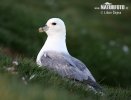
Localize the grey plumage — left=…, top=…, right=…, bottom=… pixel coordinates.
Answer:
left=40, top=51, right=102, bottom=92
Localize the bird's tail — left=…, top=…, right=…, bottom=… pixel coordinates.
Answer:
left=83, top=77, right=103, bottom=94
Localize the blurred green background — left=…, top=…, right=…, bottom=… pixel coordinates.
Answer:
left=0, top=0, right=131, bottom=99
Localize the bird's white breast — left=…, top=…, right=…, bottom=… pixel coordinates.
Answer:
left=36, top=35, right=69, bottom=66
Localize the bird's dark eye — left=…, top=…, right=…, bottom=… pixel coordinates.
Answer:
left=52, top=22, right=56, bottom=25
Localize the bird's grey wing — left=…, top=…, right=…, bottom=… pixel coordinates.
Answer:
left=71, top=57, right=96, bottom=82
left=40, top=52, right=102, bottom=92
left=71, top=57, right=103, bottom=92
left=72, top=57, right=103, bottom=92
left=40, top=52, right=89, bottom=81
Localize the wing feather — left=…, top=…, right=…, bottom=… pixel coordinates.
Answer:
left=40, top=52, right=95, bottom=81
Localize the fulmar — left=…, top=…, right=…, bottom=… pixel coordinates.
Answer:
left=36, top=18, right=102, bottom=92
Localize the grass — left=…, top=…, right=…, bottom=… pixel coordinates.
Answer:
left=0, top=54, right=131, bottom=100
left=0, top=0, right=131, bottom=99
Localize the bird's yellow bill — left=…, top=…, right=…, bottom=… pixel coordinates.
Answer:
left=38, top=27, right=44, bottom=33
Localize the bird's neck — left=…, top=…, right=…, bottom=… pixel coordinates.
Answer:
left=41, top=35, right=69, bottom=54
left=36, top=34, right=69, bottom=66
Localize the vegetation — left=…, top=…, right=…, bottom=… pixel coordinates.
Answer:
left=0, top=54, right=131, bottom=100
left=0, top=0, right=131, bottom=99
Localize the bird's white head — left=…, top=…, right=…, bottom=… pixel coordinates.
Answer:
left=37, top=18, right=69, bottom=55
left=39, top=18, right=66, bottom=37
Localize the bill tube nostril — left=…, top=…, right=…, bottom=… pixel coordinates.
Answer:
left=38, top=25, right=49, bottom=32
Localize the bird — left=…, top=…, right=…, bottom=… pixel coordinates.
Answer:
left=36, top=18, right=102, bottom=93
